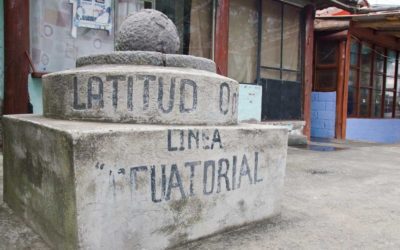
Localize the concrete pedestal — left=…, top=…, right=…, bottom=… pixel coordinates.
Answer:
left=43, top=66, right=238, bottom=125
left=3, top=115, right=287, bottom=250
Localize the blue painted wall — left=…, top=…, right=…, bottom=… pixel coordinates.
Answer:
left=28, top=76, right=43, bottom=114
left=346, top=119, right=400, bottom=144
left=311, top=92, right=336, bottom=138
left=238, top=84, right=262, bottom=122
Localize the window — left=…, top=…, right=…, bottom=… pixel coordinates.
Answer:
left=396, top=54, right=400, bottom=118
left=260, top=1, right=302, bottom=82
left=156, top=0, right=214, bottom=59
left=347, top=41, right=359, bottom=116
left=227, top=0, right=302, bottom=84
left=347, top=39, right=400, bottom=119
left=314, top=41, right=339, bottom=91
left=372, top=46, right=384, bottom=118
left=228, top=0, right=258, bottom=83
left=384, top=50, right=396, bottom=118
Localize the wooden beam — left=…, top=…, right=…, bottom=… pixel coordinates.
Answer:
left=317, top=30, right=348, bottom=41
left=349, top=26, right=400, bottom=51
left=353, top=20, right=400, bottom=29
left=335, top=41, right=346, bottom=139
left=340, top=31, right=352, bottom=139
left=4, top=0, right=30, bottom=114
left=303, top=5, right=315, bottom=140
left=214, top=0, right=229, bottom=76
left=314, top=19, right=350, bottom=32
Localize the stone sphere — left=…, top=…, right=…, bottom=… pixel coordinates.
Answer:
left=116, top=9, right=180, bottom=53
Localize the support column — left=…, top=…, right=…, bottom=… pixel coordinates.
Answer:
left=214, top=0, right=229, bottom=76
left=303, top=5, right=315, bottom=140
left=338, top=30, right=352, bottom=139
left=336, top=41, right=346, bottom=139
left=4, top=0, right=30, bottom=114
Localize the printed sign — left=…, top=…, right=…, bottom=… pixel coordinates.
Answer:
left=70, top=0, right=113, bottom=37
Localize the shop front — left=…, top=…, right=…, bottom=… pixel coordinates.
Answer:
left=313, top=12, right=400, bottom=143
left=4, top=0, right=317, bottom=141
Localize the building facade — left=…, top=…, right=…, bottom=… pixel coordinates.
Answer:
left=313, top=8, right=400, bottom=143
left=5, top=0, right=358, bottom=141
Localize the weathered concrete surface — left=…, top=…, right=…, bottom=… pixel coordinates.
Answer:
left=115, top=9, right=180, bottom=53
left=2, top=115, right=287, bottom=249
left=2, top=117, right=78, bottom=249
left=2, top=141, right=400, bottom=249
left=164, top=54, right=216, bottom=73
left=43, top=66, right=238, bottom=125
left=263, top=120, right=307, bottom=145
left=0, top=153, right=51, bottom=250
left=76, top=52, right=216, bottom=73
left=76, top=51, right=164, bottom=68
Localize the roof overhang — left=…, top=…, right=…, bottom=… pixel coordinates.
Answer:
left=315, top=11, right=400, bottom=39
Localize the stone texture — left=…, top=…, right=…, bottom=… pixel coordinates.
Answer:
left=43, top=65, right=239, bottom=125
left=76, top=51, right=163, bottom=68
left=165, top=54, right=216, bottom=73
left=263, top=121, right=307, bottom=145
left=3, top=115, right=288, bottom=250
left=76, top=52, right=216, bottom=73
left=115, top=9, right=180, bottom=53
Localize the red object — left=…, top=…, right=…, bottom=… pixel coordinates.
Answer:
left=333, top=10, right=351, bottom=16
left=214, top=0, right=230, bottom=76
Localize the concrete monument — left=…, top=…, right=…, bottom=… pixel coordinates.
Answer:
left=3, top=9, right=288, bottom=249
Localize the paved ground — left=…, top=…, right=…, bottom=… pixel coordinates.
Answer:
left=1, top=141, right=400, bottom=249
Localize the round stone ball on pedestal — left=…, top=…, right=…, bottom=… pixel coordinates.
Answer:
left=43, top=8, right=237, bottom=125
left=115, top=9, right=180, bottom=53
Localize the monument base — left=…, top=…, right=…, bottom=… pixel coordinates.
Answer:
left=3, top=115, right=288, bottom=250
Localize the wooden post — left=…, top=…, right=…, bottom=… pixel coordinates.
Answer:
left=303, top=5, right=315, bottom=140
left=4, top=0, right=30, bottom=114
left=335, top=41, right=346, bottom=139
left=214, top=0, right=229, bottom=76
left=340, top=31, right=352, bottom=139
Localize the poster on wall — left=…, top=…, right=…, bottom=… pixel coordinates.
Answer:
left=70, top=0, right=113, bottom=37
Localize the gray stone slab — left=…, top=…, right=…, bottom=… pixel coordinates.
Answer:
left=2, top=115, right=288, bottom=250
left=76, top=52, right=216, bottom=73
left=43, top=65, right=239, bottom=125
left=165, top=54, right=216, bottom=73
left=76, top=51, right=164, bottom=68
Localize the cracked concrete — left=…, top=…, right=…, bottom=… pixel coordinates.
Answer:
left=2, top=141, right=400, bottom=249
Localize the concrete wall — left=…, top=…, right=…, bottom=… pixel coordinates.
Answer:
left=311, top=92, right=336, bottom=138
left=346, top=118, right=400, bottom=144
left=238, top=84, right=262, bottom=122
